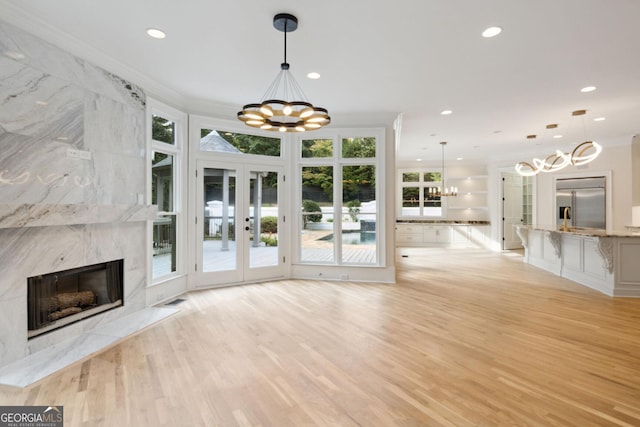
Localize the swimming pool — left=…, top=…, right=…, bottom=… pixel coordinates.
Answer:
left=318, top=232, right=376, bottom=245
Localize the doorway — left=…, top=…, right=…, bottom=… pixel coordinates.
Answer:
left=195, top=160, right=284, bottom=286
left=501, top=171, right=532, bottom=250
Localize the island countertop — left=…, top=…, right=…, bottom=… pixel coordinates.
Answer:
left=517, top=224, right=640, bottom=238
left=516, top=225, right=640, bottom=297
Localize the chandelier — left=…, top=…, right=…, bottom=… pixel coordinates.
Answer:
left=237, top=13, right=331, bottom=133
left=515, top=110, right=602, bottom=176
left=432, top=141, right=457, bottom=197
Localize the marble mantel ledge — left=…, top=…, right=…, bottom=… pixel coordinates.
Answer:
left=0, top=203, right=158, bottom=229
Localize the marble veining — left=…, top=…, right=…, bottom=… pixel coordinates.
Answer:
left=0, top=204, right=157, bottom=229
left=0, top=19, right=152, bottom=370
left=0, top=307, right=178, bottom=388
left=519, top=225, right=640, bottom=238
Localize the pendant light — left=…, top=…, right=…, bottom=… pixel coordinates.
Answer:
left=438, top=141, right=457, bottom=197
left=515, top=110, right=602, bottom=176
left=237, top=13, right=331, bottom=132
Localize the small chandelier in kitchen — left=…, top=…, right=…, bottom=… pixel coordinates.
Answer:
left=434, top=141, right=457, bottom=197
left=237, top=13, right=331, bottom=133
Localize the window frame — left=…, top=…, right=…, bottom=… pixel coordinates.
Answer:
left=296, top=130, right=384, bottom=267
left=397, top=168, right=446, bottom=218
left=147, top=100, right=186, bottom=284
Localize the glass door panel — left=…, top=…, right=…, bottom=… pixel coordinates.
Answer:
left=248, top=170, right=279, bottom=269
left=202, top=167, right=238, bottom=275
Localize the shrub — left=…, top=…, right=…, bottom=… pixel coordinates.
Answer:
left=302, top=199, right=323, bottom=224
left=261, top=236, right=278, bottom=246
left=260, top=216, right=278, bottom=234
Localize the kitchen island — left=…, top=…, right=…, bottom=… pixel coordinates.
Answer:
left=516, top=225, right=640, bottom=297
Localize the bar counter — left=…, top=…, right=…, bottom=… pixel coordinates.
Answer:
left=516, top=225, right=640, bottom=297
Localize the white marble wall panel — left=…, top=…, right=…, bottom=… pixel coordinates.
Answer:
left=0, top=23, right=86, bottom=95
left=0, top=132, right=92, bottom=204
left=0, top=226, right=85, bottom=302
left=0, top=295, right=26, bottom=366
left=0, top=21, right=145, bottom=110
left=0, top=56, right=84, bottom=144
left=0, top=20, right=150, bottom=368
left=91, top=152, right=146, bottom=205
left=84, top=95, right=145, bottom=158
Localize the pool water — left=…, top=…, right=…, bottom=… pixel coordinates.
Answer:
left=318, top=232, right=376, bottom=245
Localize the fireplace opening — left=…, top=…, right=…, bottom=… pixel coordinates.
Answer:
left=27, top=260, right=124, bottom=339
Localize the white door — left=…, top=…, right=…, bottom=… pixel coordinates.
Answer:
left=502, top=172, right=524, bottom=250
left=196, top=160, right=284, bottom=286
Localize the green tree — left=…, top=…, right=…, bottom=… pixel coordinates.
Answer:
left=302, top=139, right=333, bottom=158
left=302, top=167, right=334, bottom=201
left=152, top=115, right=174, bottom=144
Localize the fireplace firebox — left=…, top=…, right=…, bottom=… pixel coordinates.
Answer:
left=27, top=260, right=124, bottom=338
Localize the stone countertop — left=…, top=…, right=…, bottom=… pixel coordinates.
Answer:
left=517, top=224, right=640, bottom=238
left=397, top=220, right=490, bottom=225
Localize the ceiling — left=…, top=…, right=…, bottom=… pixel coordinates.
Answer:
left=2, top=0, right=640, bottom=165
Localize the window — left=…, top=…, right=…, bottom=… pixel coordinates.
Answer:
left=199, top=129, right=281, bottom=157
left=299, top=135, right=380, bottom=265
left=150, top=109, right=184, bottom=281
left=399, top=169, right=442, bottom=217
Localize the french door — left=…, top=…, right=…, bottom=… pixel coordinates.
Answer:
left=196, top=160, right=284, bottom=286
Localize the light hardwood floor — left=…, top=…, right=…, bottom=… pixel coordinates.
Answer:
left=2, top=247, right=640, bottom=426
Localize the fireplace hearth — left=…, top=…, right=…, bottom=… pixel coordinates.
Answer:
left=27, top=260, right=124, bottom=338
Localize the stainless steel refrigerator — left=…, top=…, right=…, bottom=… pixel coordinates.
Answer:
left=556, top=177, right=606, bottom=229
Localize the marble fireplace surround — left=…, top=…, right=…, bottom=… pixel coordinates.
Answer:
left=0, top=203, right=176, bottom=388
left=0, top=19, right=179, bottom=386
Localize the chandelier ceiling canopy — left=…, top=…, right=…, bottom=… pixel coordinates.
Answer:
left=237, top=13, right=331, bottom=133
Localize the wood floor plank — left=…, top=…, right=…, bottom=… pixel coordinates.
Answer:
left=2, top=247, right=640, bottom=426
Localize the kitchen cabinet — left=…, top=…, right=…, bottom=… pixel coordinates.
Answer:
left=396, top=223, right=491, bottom=248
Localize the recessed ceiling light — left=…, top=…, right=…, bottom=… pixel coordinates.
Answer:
left=146, top=28, right=166, bottom=39
left=457, top=157, right=464, bottom=161
left=416, top=158, right=423, bottom=162
left=581, top=86, right=596, bottom=93
left=440, top=110, right=453, bottom=115
left=482, top=26, right=502, bottom=38
left=553, top=134, right=563, bottom=139
left=594, top=117, right=606, bottom=122
left=35, top=100, right=48, bottom=106
left=307, top=72, right=320, bottom=79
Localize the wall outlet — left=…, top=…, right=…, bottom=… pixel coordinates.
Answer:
left=66, top=148, right=92, bottom=160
